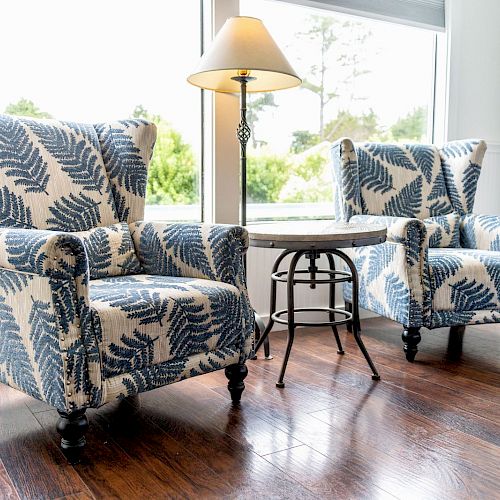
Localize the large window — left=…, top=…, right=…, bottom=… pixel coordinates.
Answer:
left=0, top=0, right=203, bottom=222
left=240, top=0, right=438, bottom=221
left=0, top=0, right=444, bottom=225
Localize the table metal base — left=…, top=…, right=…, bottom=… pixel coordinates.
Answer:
left=253, top=313, right=273, bottom=360
left=253, top=248, right=380, bottom=387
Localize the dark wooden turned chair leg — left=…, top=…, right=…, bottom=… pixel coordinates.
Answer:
left=56, top=408, right=88, bottom=464
left=402, top=327, right=421, bottom=362
left=225, top=363, right=248, bottom=404
left=447, top=325, right=465, bottom=360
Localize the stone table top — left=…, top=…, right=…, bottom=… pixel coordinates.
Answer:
left=247, top=220, right=387, bottom=250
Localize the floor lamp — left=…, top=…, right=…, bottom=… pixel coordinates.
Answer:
left=187, top=16, right=301, bottom=226
left=188, top=16, right=301, bottom=357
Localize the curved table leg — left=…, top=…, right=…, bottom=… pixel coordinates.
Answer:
left=326, top=252, right=344, bottom=355
left=254, top=313, right=272, bottom=360
left=254, top=250, right=294, bottom=358
left=345, top=300, right=353, bottom=333
left=329, top=249, right=380, bottom=380
left=276, top=250, right=306, bottom=388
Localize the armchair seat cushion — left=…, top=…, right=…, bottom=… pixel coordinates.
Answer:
left=428, top=248, right=500, bottom=316
left=89, top=274, right=246, bottom=379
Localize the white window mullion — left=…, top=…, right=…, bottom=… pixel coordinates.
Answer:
left=432, top=31, right=448, bottom=144
left=208, top=0, right=241, bottom=224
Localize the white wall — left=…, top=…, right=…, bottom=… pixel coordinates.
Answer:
left=446, top=0, right=500, bottom=215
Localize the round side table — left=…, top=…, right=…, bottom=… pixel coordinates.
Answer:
left=247, top=220, right=387, bottom=387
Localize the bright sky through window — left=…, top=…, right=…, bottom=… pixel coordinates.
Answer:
left=0, top=0, right=438, bottom=222
left=241, top=0, right=436, bottom=152
left=0, top=0, right=203, bottom=221
left=0, top=0, right=202, bottom=148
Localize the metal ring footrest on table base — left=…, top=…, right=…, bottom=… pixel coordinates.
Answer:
left=271, top=268, right=352, bottom=285
left=271, top=307, right=352, bottom=328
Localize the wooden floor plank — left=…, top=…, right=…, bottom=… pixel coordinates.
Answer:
left=299, top=321, right=500, bottom=396
left=421, top=430, right=500, bottom=486
left=134, top=382, right=319, bottom=498
left=92, top=399, right=235, bottom=498
left=0, top=389, right=90, bottom=500
left=296, top=328, right=500, bottom=422
left=34, top=406, right=186, bottom=499
left=262, top=444, right=397, bottom=499
left=235, top=385, right=461, bottom=499
left=231, top=347, right=500, bottom=498
left=163, top=378, right=305, bottom=456
left=0, top=316, right=498, bottom=499
left=259, top=330, right=500, bottom=446
left=0, top=459, right=20, bottom=500
left=356, top=319, right=500, bottom=386
left=209, top=367, right=468, bottom=498
left=53, top=492, right=95, bottom=500
left=335, top=322, right=500, bottom=402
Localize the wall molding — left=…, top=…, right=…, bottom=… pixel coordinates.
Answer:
left=486, top=142, right=500, bottom=153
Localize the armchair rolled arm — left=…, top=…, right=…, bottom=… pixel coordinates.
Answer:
left=461, top=214, right=500, bottom=251
left=350, top=214, right=427, bottom=263
left=0, top=228, right=88, bottom=278
left=130, top=222, right=248, bottom=286
left=349, top=214, right=429, bottom=326
left=0, top=228, right=98, bottom=412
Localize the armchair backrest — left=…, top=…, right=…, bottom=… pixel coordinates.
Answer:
left=331, top=137, right=487, bottom=221
left=439, top=140, right=487, bottom=215
left=95, top=120, right=157, bottom=223
left=0, top=114, right=156, bottom=231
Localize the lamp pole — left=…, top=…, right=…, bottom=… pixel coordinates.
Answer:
left=231, top=74, right=255, bottom=226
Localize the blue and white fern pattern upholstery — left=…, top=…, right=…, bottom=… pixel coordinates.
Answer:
left=331, top=137, right=499, bottom=360
left=423, top=213, right=461, bottom=248
left=331, top=138, right=362, bottom=221
left=428, top=248, right=500, bottom=327
left=354, top=143, right=453, bottom=218
left=94, top=120, right=157, bottom=223
left=0, top=228, right=95, bottom=409
left=74, top=222, right=142, bottom=278
left=96, top=222, right=253, bottom=401
left=0, top=114, right=119, bottom=230
left=0, top=114, right=253, bottom=433
left=461, top=214, right=500, bottom=251
left=346, top=215, right=428, bottom=327
left=439, top=141, right=487, bottom=215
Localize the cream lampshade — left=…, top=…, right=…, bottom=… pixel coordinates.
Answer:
left=187, top=16, right=301, bottom=93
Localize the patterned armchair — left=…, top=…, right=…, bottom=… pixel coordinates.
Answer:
left=332, top=137, right=500, bottom=361
left=0, top=114, right=253, bottom=460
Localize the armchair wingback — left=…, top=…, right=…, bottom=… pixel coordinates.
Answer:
left=331, top=137, right=499, bottom=361
left=0, top=114, right=253, bottom=459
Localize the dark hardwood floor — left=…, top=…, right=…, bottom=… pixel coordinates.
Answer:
left=1, top=317, right=499, bottom=499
